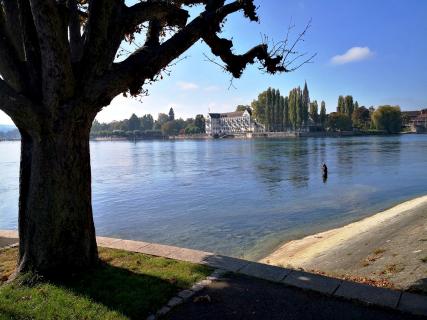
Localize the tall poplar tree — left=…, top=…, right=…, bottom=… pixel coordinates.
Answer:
left=271, top=88, right=276, bottom=131
left=265, top=87, right=272, bottom=131
left=337, top=96, right=345, bottom=113
left=344, top=95, right=354, bottom=117
left=320, top=101, right=327, bottom=128
left=354, top=101, right=359, bottom=111
left=309, top=100, right=319, bottom=124
left=278, top=95, right=285, bottom=131
left=283, top=96, right=289, bottom=130
left=302, top=81, right=310, bottom=125
left=288, top=89, right=296, bottom=130
left=275, top=89, right=282, bottom=131
left=297, top=87, right=303, bottom=130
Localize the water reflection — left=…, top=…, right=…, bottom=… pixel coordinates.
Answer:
left=251, top=139, right=311, bottom=191
left=0, top=135, right=425, bottom=259
left=285, top=139, right=310, bottom=189
left=251, top=140, right=286, bottom=191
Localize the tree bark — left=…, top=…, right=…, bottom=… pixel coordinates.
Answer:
left=16, top=116, right=98, bottom=277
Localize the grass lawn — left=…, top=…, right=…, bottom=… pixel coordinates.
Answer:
left=0, top=247, right=212, bottom=319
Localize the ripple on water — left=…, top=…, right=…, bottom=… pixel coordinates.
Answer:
left=1, top=135, right=427, bottom=258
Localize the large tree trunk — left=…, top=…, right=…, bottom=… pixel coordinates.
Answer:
left=17, top=117, right=98, bottom=277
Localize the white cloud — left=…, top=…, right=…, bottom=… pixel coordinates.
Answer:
left=177, top=81, right=199, bottom=90
left=331, top=47, right=373, bottom=65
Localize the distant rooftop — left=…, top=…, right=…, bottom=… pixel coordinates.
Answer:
left=209, top=111, right=247, bottom=119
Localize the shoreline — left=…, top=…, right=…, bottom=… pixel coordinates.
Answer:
left=1, top=131, right=423, bottom=143
left=260, top=195, right=427, bottom=291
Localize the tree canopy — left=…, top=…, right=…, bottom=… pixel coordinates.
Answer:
left=352, top=106, right=370, bottom=129
left=372, top=106, right=402, bottom=133
left=327, top=112, right=352, bottom=131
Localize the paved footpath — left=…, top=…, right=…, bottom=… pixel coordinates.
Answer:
left=1, top=231, right=426, bottom=319
left=165, top=273, right=425, bottom=320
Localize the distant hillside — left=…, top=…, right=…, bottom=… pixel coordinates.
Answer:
left=0, top=124, right=16, bottom=132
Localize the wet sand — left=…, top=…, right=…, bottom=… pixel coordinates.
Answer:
left=261, top=195, right=427, bottom=292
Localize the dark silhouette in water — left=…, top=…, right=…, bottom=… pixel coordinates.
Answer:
left=322, top=163, right=328, bottom=183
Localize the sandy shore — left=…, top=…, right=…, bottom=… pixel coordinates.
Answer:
left=261, top=195, right=427, bottom=292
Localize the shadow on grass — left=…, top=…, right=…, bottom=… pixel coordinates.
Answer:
left=0, top=247, right=211, bottom=320
left=58, top=261, right=194, bottom=318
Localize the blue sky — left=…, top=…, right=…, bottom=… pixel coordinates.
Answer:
left=1, top=0, right=426, bottom=124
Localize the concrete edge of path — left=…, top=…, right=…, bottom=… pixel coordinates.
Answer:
left=1, top=230, right=426, bottom=318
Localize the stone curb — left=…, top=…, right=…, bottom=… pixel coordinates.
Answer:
left=147, top=268, right=227, bottom=320
left=1, top=231, right=426, bottom=318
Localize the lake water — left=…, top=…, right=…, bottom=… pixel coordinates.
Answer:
left=1, top=135, right=426, bottom=260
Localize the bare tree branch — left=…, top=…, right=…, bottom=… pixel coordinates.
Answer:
left=203, top=19, right=316, bottom=78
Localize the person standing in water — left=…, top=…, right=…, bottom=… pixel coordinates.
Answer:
left=322, top=162, right=328, bottom=182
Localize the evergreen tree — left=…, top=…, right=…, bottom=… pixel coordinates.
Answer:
left=288, top=87, right=302, bottom=130
left=279, top=95, right=285, bottom=131
left=344, top=95, right=354, bottom=117
left=265, top=88, right=272, bottom=131
left=337, top=96, right=345, bottom=113
left=128, top=113, right=141, bottom=131
left=302, top=81, right=310, bottom=125
left=275, top=89, right=282, bottom=131
left=354, top=101, right=359, bottom=111
left=320, top=101, right=327, bottom=128
left=309, top=100, right=319, bottom=124
left=168, top=107, right=175, bottom=121
left=140, top=114, right=154, bottom=131
left=194, top=115, right=206, bottom=133
left=283, top=96, right=289, bottom=130
left=288, top=89, right=296, bottom=130
left=297, top=87, right=303, bottom=129
left=271, top=88, right=277, bottom=131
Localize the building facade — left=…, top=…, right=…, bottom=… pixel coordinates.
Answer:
left=206, top=110, right=264, bottom=136
left=402, top=109, right=427, bottom=132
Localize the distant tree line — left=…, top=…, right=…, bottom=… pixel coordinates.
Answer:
left=91, top=107, right=206, bottom=138
left=90, top=98, right=403, bottom=139
left=330, top=95, right=402, bottom=133
left=250, top=83, right=402, bottom=134
left=0, top=128, right=20, bottom=140
left=252, top=83, right=327, bottom=131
